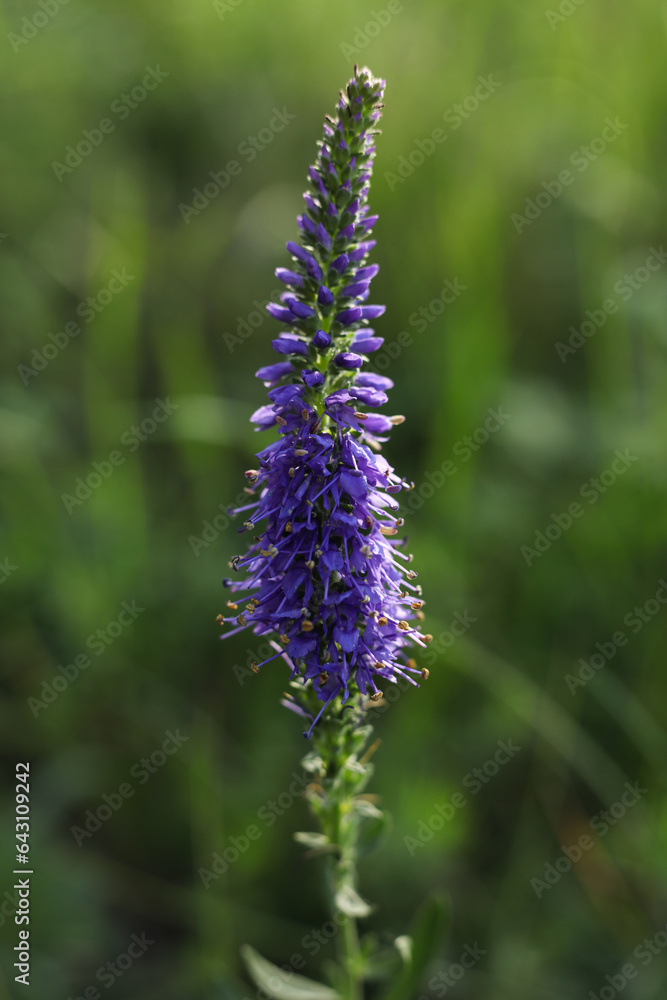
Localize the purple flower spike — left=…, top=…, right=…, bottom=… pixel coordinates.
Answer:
left=220, top=67, right=430, bottom=736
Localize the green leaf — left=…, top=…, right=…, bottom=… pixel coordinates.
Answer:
left=378, top=894, right=449, bottom=1000
left=355, top=801, right=391, bottom=857
left=293, top=831, right=331, bottom=850
left=334, top=882, right=372, bottom=918
left=241, top=945, right=341, bottom=1000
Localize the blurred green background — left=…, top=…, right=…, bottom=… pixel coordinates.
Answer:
left=2, top=0, right=667, bottom=997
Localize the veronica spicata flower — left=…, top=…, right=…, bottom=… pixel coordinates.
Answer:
left=219, top=66, right=431, bottom=737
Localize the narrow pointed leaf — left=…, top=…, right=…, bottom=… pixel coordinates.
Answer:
left=241, top=945, right=341, bottom=1000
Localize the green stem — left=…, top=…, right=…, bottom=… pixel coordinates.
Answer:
left=302, top=695, right=375, bottom=999
left=340, top=908, right=362, bottom=1000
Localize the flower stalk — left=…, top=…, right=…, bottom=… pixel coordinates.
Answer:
left=226, top=67, right=444, bottom=1000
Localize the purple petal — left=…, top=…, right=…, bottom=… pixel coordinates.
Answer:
left=250, top=405, right=278, bottom=428
left=316, top=223, right=331, bottom=250
left=332, top=254, right=349, bottom=274
left=312, top=329, right=332, bottom=349
left=301, top=368, right=324, bottom=388
left=272, top=334, right=309, bottom=356
left=333, top=352, right=364, bottom=370
left=255, top=361, right=294, bottom=383
left=355, top=373, right=394, bottom=391
left=275, top=268, right=303, bottom=287
left=336, top=307, right=362, bottom=326
left=266, top=303, right=294, bottom=323
left=359, top=304, right=386, bottom=320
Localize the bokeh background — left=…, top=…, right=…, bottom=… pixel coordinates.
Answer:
left=2, top=1, right=667, bottom=997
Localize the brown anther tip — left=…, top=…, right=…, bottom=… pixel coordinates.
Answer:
left=411, top=601, right=423, bottom=609
left=398, top=620, right=410, bottom=631
left=421, top=668, right=430, bottom=680
left=251, top=598, right=260, bottom=607
left=276, top=415, right=287, bottom=426
left=354, top=411, right=368, bottom=420
left=406, top=658, right=417, bottom=669
left=280, top=633, right=290, bottom=644
left=237, top=615, right=247, bottom=627
left=305, top=560, right=315, bottom=569
left=284, top=522, right=292, bottom=533
left=390, top=415, right=405, bottom=425
left=243, top=487, right=255, bottom=495
left=319, top=672, right=329, bottom=683
left=288, top=467, right=296, bottom=477
left=294, top=448, right=308, bottom=456
left=301, top=408, right=310, bottom=420
left=377, top=616, right=388, bottom=626
left=250, top=663, right=260, bottom=674
left=216, top=614, right=224, bottom=623
left=416, top=611, right=425, bottom=621
left=370, top=691, right=383, bottom=701
left=245, top=604, right=255, bottom=613
left=243, top=520, right=254, bottom=529
left=245, top=469, right=258, bottom=479
left=423, top=634, right=434, bottom=643
left=395, top=518, right=404, bottom=527
left=379, top=526, right=397, bottom=536
left=301, top=620, right=314, bottom=632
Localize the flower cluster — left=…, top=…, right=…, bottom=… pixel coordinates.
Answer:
left=219, top=66, right=431, bottom=737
